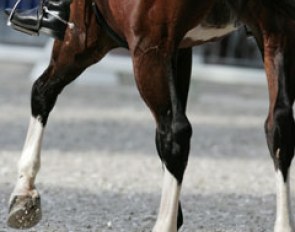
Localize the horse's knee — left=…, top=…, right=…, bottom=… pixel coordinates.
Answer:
left=265, top=106, right=295, bottom=153
left=31, top=72, right=63, bottom=125
left=172, top=115, right=192, bottom=145
left=265, top=105, right=295, bottom=178
left=157, top=113, right=192, bottom=183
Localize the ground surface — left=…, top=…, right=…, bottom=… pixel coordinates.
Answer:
left=0, top=62, right=294, bottom=232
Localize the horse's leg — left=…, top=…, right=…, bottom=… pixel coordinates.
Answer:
left=260, top=25, right=295, bottom=232
left=228, top=2, right=295, bottom=230
left=7, top=36, right=114, bottom=228
left=132, top=47, right=192, bottom=232
left=154, top=48, right=192, bottom=232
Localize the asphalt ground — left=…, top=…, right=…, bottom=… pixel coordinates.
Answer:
left=0, top=61, right=293, bottom=232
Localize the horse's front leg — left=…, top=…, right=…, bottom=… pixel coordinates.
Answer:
left=154, top=48, right=193, bottom=232
left=261, top=24, right=295, bottom=232
left=7, top=60, right=68, bottom=229
left=7, top=65, right=77, bottom=229
left=7, top=37, right=114, bottom=229
left=132, top=46, right=192, bottom=232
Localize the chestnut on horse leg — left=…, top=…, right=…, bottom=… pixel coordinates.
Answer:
left=7, top=4, right=117, bottom=228
left=132, top=46, right=192, bottom=232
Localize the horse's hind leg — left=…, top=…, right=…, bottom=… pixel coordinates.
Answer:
left=7, top=38, right=114, bottom=229
left=260, top=24, right=295, bottom=232
left=132, top=47, right=192, bottom=232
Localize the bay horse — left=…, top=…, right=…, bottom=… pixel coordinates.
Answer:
left=6, top=0, right=295, bottom=231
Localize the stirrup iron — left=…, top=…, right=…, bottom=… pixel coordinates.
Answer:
left=7, top=0, right=42, bottom=36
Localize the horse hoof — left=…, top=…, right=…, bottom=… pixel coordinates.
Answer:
left=7, top=195, right=42, bottom=229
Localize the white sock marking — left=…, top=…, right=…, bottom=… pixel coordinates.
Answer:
left=274, top=170, right=295, bottom=232
left=11, top=116, right=44, bottom=198
left=153, top=167, right=181, bottom=232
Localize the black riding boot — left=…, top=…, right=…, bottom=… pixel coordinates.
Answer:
left=6, top=0, right=72, bottom=40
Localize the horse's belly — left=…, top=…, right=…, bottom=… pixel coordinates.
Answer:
left=180, top=23, right=238, bottom=48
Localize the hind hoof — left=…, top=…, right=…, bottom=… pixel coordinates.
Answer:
left=7, top=195, right=42, bottom=229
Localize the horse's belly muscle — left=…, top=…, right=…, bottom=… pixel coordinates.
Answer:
left=180, top=23, right=238, bottom=48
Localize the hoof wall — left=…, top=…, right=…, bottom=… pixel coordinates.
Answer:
left=7, top=195, right=42, bottom=229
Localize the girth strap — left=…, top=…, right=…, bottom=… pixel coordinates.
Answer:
left=92, top=1, right=129, bottom=49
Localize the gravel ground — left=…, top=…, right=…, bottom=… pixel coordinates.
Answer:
left=0, top=61, right=294, bottom=232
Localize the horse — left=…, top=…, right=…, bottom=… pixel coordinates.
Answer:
left=6, top=0, right=295, bottom=231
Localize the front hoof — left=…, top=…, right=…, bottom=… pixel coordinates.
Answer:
left=7, top=195, right=42, bottom=229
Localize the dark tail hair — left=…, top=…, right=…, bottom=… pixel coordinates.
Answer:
left=262, top=0, right=295, bottom=21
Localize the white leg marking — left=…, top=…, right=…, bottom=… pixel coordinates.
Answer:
left=153, top=167, right=181, bottom=232
left=274, top=169, right=295, bottom=232
left=11, top=116, right=44, bottom=200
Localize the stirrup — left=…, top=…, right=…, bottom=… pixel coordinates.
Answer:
left=7, top=0, right=74, bottom=37
left=7, top=0, right=43, bottom=36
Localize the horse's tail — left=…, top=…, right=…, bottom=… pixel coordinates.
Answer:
left=263, top=0, right=295, bottom=21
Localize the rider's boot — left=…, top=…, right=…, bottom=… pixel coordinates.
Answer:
left=5, top=0, right=72, bottom=40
